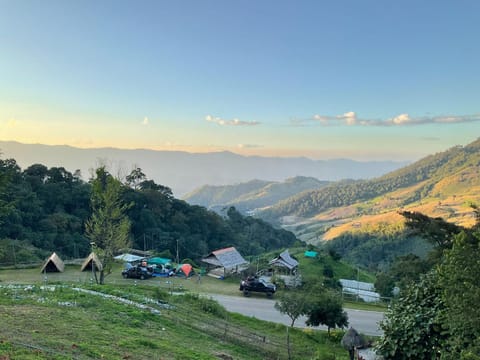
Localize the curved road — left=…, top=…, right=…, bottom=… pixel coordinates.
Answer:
left=208, top=294, right=384, bottom=336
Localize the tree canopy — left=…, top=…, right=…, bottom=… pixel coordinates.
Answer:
left=85, top=167, right=132, bottom=284
left=377, top=208, right=480, bottom=359
left=0, top=157, right=297, bottom=266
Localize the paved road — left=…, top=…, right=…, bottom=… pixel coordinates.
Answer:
left=208, top=293, right=384, bottom=336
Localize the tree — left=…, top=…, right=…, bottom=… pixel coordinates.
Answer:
left=376, top=271, right=445, bottom=360
left=125, top=167, right=146, bottom=190
left=399, top=210, right=463, bottom=250
left=85, top=167, right=132, bottom=284
left=274, top=290, right=309, bottom=327
left=374, top=272, right=395, bottom=298
left=437, top=231, right=480, bottom=358
left=305, top=290, right=348, bottom=334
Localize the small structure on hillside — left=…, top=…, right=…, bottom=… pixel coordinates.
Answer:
left=340, top=279, right=380, bottom=303
left=40, top=252, right=65, bottom=273
left=269, top=249, right=299, bottom=272
left=268, top=249, right=301, bottom=287
left=80, top=252, right=103, bottom=272
left=201, top=247, right=249, bottom=278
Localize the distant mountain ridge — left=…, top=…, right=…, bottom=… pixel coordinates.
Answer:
left=0, top=141, right=408, bottom=196
left=257, top=138, right=480, bottom=245
left=183, top=176, right=330, bottom=213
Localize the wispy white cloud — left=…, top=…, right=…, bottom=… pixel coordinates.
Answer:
left=142, top=117, right=149, bottom=126
left=297, top=112, right=480, bottom=127
left=205, top=115, right=260, bottom=126
left=237, top=143, right=263, bottom=149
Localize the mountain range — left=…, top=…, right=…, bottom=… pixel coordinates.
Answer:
left=183, top=176, right=331, bottom=213
left=0, top=141, right=408, bottom=197
left=186, top=138, right=480, bottom=241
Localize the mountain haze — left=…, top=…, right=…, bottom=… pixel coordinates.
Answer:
left=0, top=141, right=408, bottom=196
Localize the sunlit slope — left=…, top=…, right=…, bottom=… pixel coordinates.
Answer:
left=261, top=138, right=480, bottom=243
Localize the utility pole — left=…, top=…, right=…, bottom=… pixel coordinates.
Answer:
left=11, top=240, right=16, bottom=267
left=90, top=242, right=95, bottom=284
left=176, top=238, right=179, bottom=264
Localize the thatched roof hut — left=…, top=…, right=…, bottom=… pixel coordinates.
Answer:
left=80, top=252, right=103, bottom=272
left=40, top=252, right=65, bottom=273
left=341, top=327, right=367, bottom=350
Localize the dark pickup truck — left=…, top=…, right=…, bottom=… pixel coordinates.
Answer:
left=239, top=277, right=276, bottom=298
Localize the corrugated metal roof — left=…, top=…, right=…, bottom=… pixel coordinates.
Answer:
left=202, top=247, right=248, bottom=269
left=269, top=249, right=299, bottom=270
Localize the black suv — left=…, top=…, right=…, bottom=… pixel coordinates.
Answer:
left=122, top=265, right=153, bottom=280
left=239, top=277, right=276, bottom=297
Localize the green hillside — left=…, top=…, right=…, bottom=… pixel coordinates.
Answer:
left=258, top=138, right=480, bottom=268
left=184, top=176, right=330, bottom=213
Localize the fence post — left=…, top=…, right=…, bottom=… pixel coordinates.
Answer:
left=286, top=326, right=292, bottom=360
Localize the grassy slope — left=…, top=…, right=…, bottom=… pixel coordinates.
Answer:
left=0, top=264, right=355, bottom=360
left=266, top=140, right=480, bottom=246
left=287, top=165, right=480, bottom=244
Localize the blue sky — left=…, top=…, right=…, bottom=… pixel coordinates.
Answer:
left=0, top=0, right=479, bottom=161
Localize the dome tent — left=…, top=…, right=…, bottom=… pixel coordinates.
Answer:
left=176, top=263, right=194, bottom=278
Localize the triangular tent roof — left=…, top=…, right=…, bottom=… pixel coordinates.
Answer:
left=80, top=252, right=103, bottom=272
left=201, top=247, right=248, bottom=269
left=269, top=249, right=299, bottom=270
left=40, top=252, right=65, bottom=273
left=176, top=263, right=194, bottom=277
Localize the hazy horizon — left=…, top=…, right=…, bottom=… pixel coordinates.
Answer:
left=1, top=1, right=479, bottom=162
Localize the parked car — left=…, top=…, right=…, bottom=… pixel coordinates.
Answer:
left=122, top=265, right=153, bottom=280
left=240, top=277, right=276, bottom=297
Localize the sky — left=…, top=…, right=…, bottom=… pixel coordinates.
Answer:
left=0, top=0, right=479, bottom=161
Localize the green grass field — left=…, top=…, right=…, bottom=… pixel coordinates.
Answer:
left=0, top=253, right=382, bottom=359
left=0, top=276, right=351, bottom=359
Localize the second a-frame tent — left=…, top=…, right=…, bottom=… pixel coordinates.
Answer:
left=80, top=252, right=103, bottom=272
left=40, top=252, right=65, bottom=273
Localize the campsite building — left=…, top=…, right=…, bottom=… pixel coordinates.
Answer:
left=80, top=252, right=103, bottom=272
left=269, top=249, right=299, bottom=273
left=40, top=252, right=65, bottom=273
left=339, top=279, right=380, bottom=303
left=267, top=249, right=301, bottom=287
left=201, top=247, right=249, bottom=278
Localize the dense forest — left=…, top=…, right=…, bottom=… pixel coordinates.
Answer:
left=0, top=158, right=297, bottom=266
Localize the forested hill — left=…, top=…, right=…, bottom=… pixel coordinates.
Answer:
left=183, top=176, right=330, bottom=214
left=0, top=159, right=297, bottom=266
left=260, top=138, right=480, bottom=222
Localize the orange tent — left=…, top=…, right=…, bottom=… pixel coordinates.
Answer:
left=176, top=263, right=194, bottom=278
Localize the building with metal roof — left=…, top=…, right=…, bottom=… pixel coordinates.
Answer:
left=201, top=247, right=249, bottom=278
left=269, top=249, right=299, bottom=271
